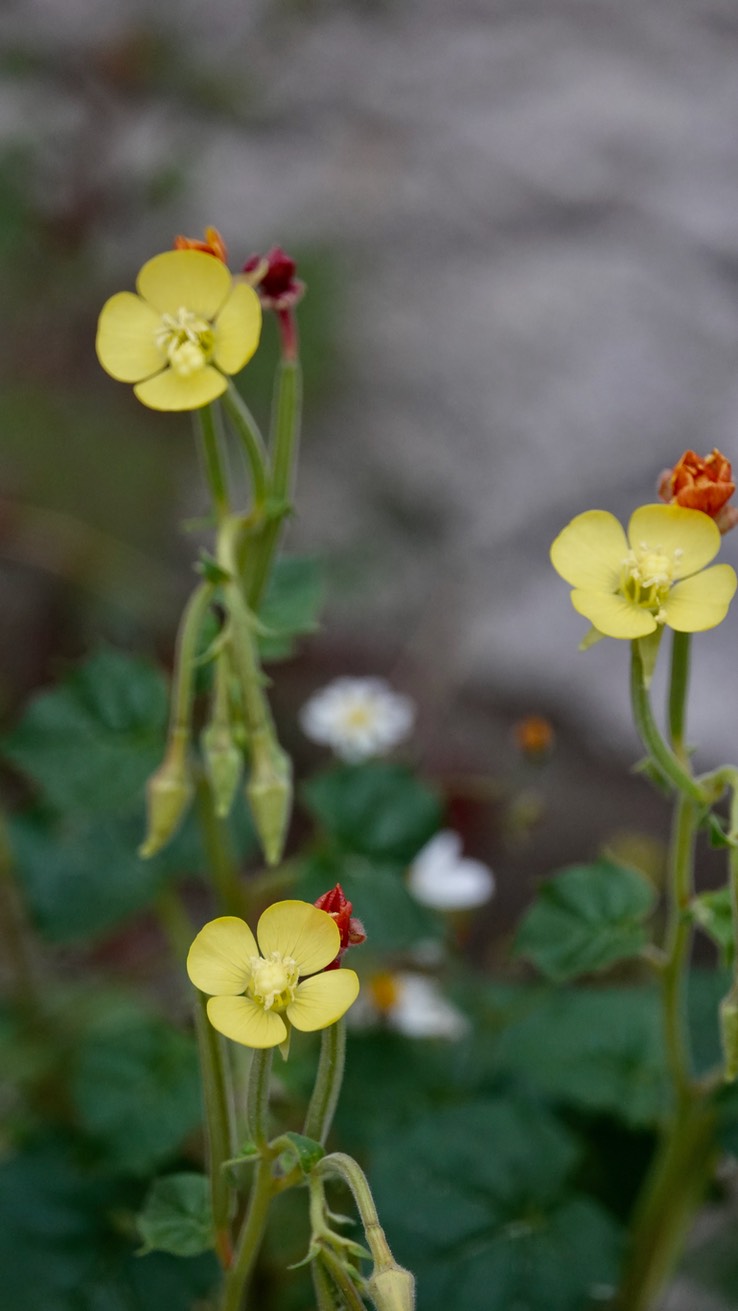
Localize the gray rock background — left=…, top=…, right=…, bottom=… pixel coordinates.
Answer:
left=4, top=0, right=738, bottom=770
left=3, top=4, right=738, bottom=1306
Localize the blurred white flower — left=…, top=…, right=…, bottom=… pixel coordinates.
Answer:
left=351, top=971, right=469, bottom=1040
left=407, top=831, right=495, bottom=911
left=299, top=677, right=415, bottom=762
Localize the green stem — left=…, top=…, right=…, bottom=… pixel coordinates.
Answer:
left=222, top=384, right=270, bottom=507
left=662, top=630, right=696, bottom=1108
left=220, top=1159, right=273, bottom=1311
left=315, top=1154, right=394, bottom=1272
left=316, top=1247, right=366, bottom=1311
left=196, top=404, right=231, bottom=525
left=667, top=631, right=691, bottom=756
left=312, top=1258, right=339, bottom=1311
left=629, top=643, right=706, bottom=806
left=303, top=1018, right=346, bottom=1144
left=217, top=520, right=276, bottom=743
left=661, top=794, right=697, bottom=1106
left=271, top=358, right=301, bottom=502
left=170, top=581, right=215, bottom=735
left=246, top=359, right=302, bottom=610
left=195, top=774, right=245, bottom=918
left=617, top=629, right=704, bottom=1309
left=615, top=1100, right=717, bottom=1311
left=246, top=1048, right=273, bottom=1150
left=194, top=992, right=236, bottom=1270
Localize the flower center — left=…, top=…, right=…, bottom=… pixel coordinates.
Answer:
left=156, top=307, right=214, bottom=377
left=621, top=541, right=683, bottom=623
left=341, top=705, right=373, bottom=731
left=247, top=952, right=299, bottom=1012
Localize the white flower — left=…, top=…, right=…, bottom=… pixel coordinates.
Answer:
left=299, top=677, right=415, bottom=762
left=350, top=971, right=469, bottom=1040
left=407, top=831, right=495, bottom=911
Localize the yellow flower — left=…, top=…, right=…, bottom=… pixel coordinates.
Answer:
left=186, top=901, right=360, bottom=1049
left=95, top=249, right=261, bottom=411
left=551, top=503, right=737, bottom=639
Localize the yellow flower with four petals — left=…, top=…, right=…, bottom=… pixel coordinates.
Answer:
left=187, top=900, right=360, bottom=1051
left=96, top=249, right=261, bottom=411
left=551, top=503, right=737, bottom=640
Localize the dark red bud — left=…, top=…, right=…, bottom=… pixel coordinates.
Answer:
left=314, top=883, right=366, bottom=968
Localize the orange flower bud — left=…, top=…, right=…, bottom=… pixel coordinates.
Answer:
left=513, top=714, right=555, bottom=759
left=658, top=448, right=737, bottom=533
left=173, top=226, right=228, bottom=263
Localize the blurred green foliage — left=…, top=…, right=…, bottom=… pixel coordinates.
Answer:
left=2, top=643, right=738, bottom=1310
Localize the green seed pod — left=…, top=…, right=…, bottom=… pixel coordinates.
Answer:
left=366, top=1265, right=416, bottom=1311
left=720, top=989, right=738, bottom=1082
left=246, top=734, right=293, bottom=866
left=202, top=721, right=243, bottom=820
left=139, top=731, right=194, bottom=859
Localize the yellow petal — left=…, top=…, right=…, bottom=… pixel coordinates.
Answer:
left=256, top=901, right=340, bottom=976
left=137, top=249, right=231, bottom=319
left=571, top=589, right=657, bottom=638
left=187, top=916, right=257, bottom=995
left=95, top=292, right=164, bottom=382
left=550, top=511, right=627, bottom=591
left=628, top=504, right=720, bottom=578
left=662, top=564, right=738, bottom=632
left=213, top=282, right=262, bottom=375
left=286, top=970, right=360, bottom=1032
left=207, top=995, right=286, bottom=1048
left=134, top=365, right=227, bottom=411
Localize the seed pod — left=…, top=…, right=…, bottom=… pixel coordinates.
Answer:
left=246, top=734, right=292, bottom=866
left=139, top=733, right=194, bottom=858
left=366, top=1265, right=416, bottom=1311
left=202, top=720, right=243, bottom=819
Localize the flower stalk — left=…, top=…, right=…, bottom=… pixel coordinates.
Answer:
left=618, top=629, right=707, bottom=1309
left=194, top=991, right=236, bottom=1270
left=197, top=404, right=231, bottom=526
left=303, top=1017, right=347, bottom=1145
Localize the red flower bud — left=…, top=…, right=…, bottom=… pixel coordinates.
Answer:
left=658, top=448, right=737, bottom=533
left=314, top=883, right=366, bottom=969
left=242, top=246, right=304, bottom=310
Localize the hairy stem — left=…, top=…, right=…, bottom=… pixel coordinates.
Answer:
left=303, top=1018, right=346, bottom=1145
left=196, top=404, right=231, bottom=525
left=194, top=993, right=236, bottom=1270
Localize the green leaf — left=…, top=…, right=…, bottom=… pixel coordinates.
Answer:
left=2, top=649, right=168, bottom=814
left=0, top=1136, right=219, bottom=1309
left=705, top=814, right=738, bottom=849
left=303, top=763, right=442, bottom=863
left=687, top=968, right=732, bottom=1078
left=0, top=1138, right=112, bottom=1309
left=90, top=1250, right=219, bottom=1311
left=8, top=807, right=198, bottom=943
left=471, top=983, right=670, bottom=1128
left=136, top=1174, right=214, bottom=1257
left=370, top=1097, right=622, bottom=1311
left=70, top=1009, right=201, bottom=1176
left=257, top=555, right=323, bottom=660
left=690, top=888, right=734, bottom=964
left=279, top=1132, right=326, bottom=1176
left=514, top=860, right=657, bottom=982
